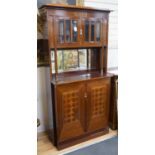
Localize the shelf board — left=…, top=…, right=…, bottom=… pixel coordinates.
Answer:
left=51, top=71, right=113, bottom=85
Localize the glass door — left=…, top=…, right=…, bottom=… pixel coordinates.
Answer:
left=82, top=18, right=102, bottom=47
left=55, top=17, right=80, bottom=47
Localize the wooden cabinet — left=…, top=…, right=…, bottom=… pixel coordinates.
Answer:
left=39, top=4, right=112, bottom=150
left=40, top=5, right=109, bottom=49
left=53, top=14, right=105, bottom=48
left=51, top=78, right=111, bottom=149
left=54, top=16, right=104, bottom=48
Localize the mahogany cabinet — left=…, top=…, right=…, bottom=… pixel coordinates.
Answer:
left=51, top=77, right=111, bottom=149
left=39, top=4, right=113, bottom=149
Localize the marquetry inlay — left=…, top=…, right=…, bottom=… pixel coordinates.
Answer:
left=62, top=91, right=79, bottom=123
left=92, top=86, right=106, bottom=118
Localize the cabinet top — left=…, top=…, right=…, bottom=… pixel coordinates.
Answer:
left=51, top=72, right=113, bottom=85
left=39, top=4, right=111, bottom=13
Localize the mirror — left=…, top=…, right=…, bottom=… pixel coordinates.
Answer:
left=51, top=49, right=100, bottom=73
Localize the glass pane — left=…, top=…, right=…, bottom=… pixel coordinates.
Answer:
left=72, top=20, right=78, bottom=42
left=59, top=20, right=64, bottom=43
left=85, top=20, right=89, bottom=42
left=51, top=50, right=55, bottom=74
left=96, top=21, right=101, bottom=42
left=65, top=20, right=71, bottom=42
left=91, top=21, right=95, bottom=41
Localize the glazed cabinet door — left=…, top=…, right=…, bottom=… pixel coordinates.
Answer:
left=56, top=82, right=86, bottom=142
left=81, top=18, right=103, bottom=47
left=55, top=17, right=80, bottom=48
left=86, top=78, right=111, bottom=133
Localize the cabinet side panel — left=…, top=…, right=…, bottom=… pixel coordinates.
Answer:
left=47, top=11, right=54, bottom=48
left=50, top=83, right=57, bottom=145
left=109, top=75, right=118, bottom=130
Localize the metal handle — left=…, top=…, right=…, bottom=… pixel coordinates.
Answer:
left=84, top=93, right=87, bottom=98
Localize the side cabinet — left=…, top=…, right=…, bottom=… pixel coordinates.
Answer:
left=54, top=78, right=111, bottom=147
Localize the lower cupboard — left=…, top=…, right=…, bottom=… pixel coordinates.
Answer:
left=50, top=77, right=111, bottom=149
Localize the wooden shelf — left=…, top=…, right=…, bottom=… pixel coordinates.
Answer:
left=51, top=72, right=113, bottom=85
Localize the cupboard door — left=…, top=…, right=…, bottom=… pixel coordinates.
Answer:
left=55, top=17, right=80, bottom=48
left=86, top=78, right=110, bottom=132
left=82, top=18, right=103, bottom=47
left=56, top=82, right=86, bottom=142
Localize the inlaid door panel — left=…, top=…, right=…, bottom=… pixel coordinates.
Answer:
left=86, top=78, right=111, bottom=133
left=56, top=82, right=86, bottom=142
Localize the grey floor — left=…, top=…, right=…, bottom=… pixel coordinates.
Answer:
left=65, top=136, right=118, bottom=155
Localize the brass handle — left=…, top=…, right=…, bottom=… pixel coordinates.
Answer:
left=84, top=93, right=87, bottom=98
